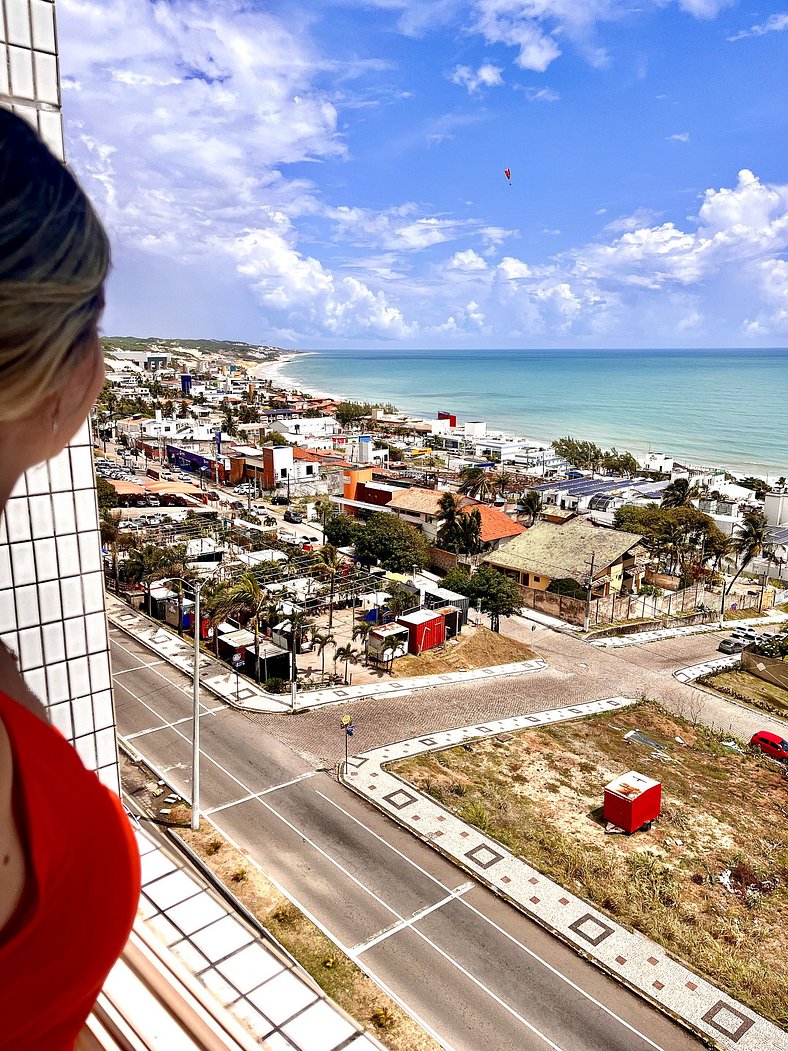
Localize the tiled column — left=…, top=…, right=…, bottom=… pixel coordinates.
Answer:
left=0, top=0, right=119, bottom=790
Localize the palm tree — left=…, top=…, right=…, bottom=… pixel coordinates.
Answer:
left=125, top=543, right=170, bottom=614
left=311, top=629, right=335, bottom=679
left=100, top=511, right=122, bottom=592
left=287, top=608, right=313, bottom=687
left=156, top=544, right=195, bottom=636
left=352, top=620, right=374, bottom=663
left=436, top=492, right=462, bottom=552
left=223, top=572, right=269, bottom=682
left=725, top=512, right=770, bottom=603
left=661, top=478, right=701, bottom=509
left=200, top=579, right=233, bottom=657
left=457, top=509, right=483, bottom=556
left=313, top=494, right=334, bottom=531
left=381, top=635, right=401, bottom=673
left=315, top=543, right=341, bottom=628
left=458, top=466, right=496, bottom=502
left=386, top=582, right=413, bottom=620
left=519, top=489, right=541, bottom=526
left=334, top=644, right=359, bottom=685
left=491, top=470, right=513, bottom=500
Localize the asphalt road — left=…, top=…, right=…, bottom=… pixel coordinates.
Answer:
left=111, top=628, right=700, bottom=1051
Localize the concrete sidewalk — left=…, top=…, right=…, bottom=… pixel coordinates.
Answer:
left=589, top=611, right=788, bottom=649
left=341, top=698, right=786, bottom=1051
left=106, top=593, right=547, bottom=714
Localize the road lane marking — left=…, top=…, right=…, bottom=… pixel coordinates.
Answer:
left=317, top=790, right=669, bottom=1051
left=204, top=773, right=316, bottom=815
left=410, top=922, right=565, bottom=1051
left=205, top=815, right=459, bottom=1051
left=351, top=883, right=474, bottom=957
left=114, top=643, right=668, bottom=1051
left=113, top=660, right=168, bottom=674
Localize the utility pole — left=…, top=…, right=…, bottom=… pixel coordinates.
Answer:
left=191, top=581, right=201, bottom=830
left=583, top=552, right=596, bottom=633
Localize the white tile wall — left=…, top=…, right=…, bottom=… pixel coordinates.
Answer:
left=0, top=1, right=119, bottom=791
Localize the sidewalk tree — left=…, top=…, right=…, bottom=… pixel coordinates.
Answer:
left=223, top=572, right=269, bottom=683
left=125, top=543, right=171, bottom=615
left=99, top=511, right=122, bottom=592
left=441, top=567, right=472, bottom=595
left=310, top=629, right=335, bottom=679
left=96, top=476, right=118, bottom=512
left=315, top=543, right=341, bottom=628
left=354, top=513, right=428, bottom=573
left=313, top=494, right=335, bottom=530
left=334, top=643, right=359, bottom=684
left=468, top=565, right=523, bottom=632
left=436, top=492, right=463, bottom=552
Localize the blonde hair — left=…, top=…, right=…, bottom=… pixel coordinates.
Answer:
left=0, top=108, right=110, bottom=421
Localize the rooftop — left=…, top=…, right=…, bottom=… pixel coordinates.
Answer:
left=486, top=518, right=644, bottom=580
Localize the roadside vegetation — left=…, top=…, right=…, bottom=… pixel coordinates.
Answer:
left=700, top=668, right=788, bottom=719
left=390, top=701, right=788, bottom=1026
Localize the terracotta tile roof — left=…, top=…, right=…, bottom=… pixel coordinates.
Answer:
left=291, top=447, right=323, bottom=462
left=465, top=503, right=525, bottom=543
left=388, top=488, right=444, bottom=515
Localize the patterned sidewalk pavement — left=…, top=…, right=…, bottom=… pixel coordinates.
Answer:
left=106, top=594, right=546, bottom=714
left=341, top=698, right=788, bottom=1051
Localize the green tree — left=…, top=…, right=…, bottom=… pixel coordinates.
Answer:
left=125, top=543, right=171, bottom=614
left=725, top=512, right=770, bottom=602
left=325, top=513, right=361, bottom=548
left=96, top=476, right=118, bottom=512
left=223, top=572, right=270, bottom=682
left=436, top=492, right=463, bottom=552
left=354, top=513, right=429, bottom=573
left=490, top=470, right=514, bottom=499
left=267, top=431, right=289, bottom=445
left=456, top=509, right=483, bottom=555
left=468, top=565, right=523, bottom=632
left=99, top=511, right=123, bottom=592
left=441, top=567, right=473, bottom=595
left=334, top=643, right=359, bottom=684
left=335, top=401, right=368, bottom=429
left=310, top=629, right=335, bottom=679
left=237, top=403, right=260, bottom=424
left=458, top=466, right=496, bottom=502
left=312, top=494, right=335, bottom=530
left=352, top=620, right=374, bottom=662
left=315, top=543, right=342, bottom=628
left=661, top=478, right=701, bottom=509
left=739, top=476, right=772, bottom=499
left=519, top=489, right=541, bottom=526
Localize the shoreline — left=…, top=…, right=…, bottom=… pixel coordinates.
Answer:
left=255, top=349, right=784, bottom=482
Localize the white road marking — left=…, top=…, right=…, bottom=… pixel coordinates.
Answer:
left=205, top=816, right=459, bottom=1051
left=113, top=660, right=167, bottom=674
left=114, top=637, right=669, bottom=1051
left=410, top=922, right=565, bottom=1051
left=351, top=883, right=474, bottom=957
left=316, top=791, right=669, bottom=1051
left=204, top=773, right=316, bottom=816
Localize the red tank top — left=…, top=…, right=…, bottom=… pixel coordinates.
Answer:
left=0, top=690, right=141, bottom=1049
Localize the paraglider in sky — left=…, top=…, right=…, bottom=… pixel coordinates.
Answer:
left=504, top=168, right=511, bottom=184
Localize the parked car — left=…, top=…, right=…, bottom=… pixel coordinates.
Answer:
left=271, top=494, right=289, bottom=505
left=718, top=637, right=745, bottom=654
left=283, top=510, right=303, bottom=524
left=230, top=500, right=244, bottom=510
left=750, top=731, right=788, bottom=762
left=731, top=626, right=758, bottom=640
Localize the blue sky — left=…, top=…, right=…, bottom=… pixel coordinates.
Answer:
left=58, top=1, right=788, bottom=348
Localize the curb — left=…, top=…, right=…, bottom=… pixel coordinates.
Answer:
left=339, top=700, right=787, bottom=1051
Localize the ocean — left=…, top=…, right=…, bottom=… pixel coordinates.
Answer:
left=274, top=347, right=788, bottom=478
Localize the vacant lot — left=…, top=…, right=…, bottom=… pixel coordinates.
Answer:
left=390, top=702, right=788, bottom=1026
left=701, top=667, right=788, bottom=719
left=391, top=624, right=535, bottom=678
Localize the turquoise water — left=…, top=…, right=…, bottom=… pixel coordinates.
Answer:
left=277, top=347, right=788, bottom=478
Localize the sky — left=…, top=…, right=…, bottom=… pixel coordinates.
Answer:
left=57, top=0, right=788, bottom=349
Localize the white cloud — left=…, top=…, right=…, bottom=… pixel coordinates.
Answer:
left=447, top=249, right=489, bottom=270
left=677, top=0, right=732, bottom=18
left=668, top=132, right=690, bottom=142
left=450, top=62, right=504, bottom=93
left=523, top=86, right=560, bottom=102
left=728, top=11, right=788, bottom=40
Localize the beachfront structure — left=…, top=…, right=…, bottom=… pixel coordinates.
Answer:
left=484, top=518, right=646, bottom=597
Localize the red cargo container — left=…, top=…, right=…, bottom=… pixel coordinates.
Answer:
left=603, top=771, right=661, bottom=833
left=397, top=610, right=445, bottom=655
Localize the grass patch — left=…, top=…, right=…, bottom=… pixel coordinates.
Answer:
left=391, top=625, right=535, bottom=678
left=699, top=668, right=788, bottom=719
left=390, top=702, right=788, bottom=1027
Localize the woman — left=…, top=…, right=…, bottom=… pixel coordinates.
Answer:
left=0, top=110, right=141, bottom=1047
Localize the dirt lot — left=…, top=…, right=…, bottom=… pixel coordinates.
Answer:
left=122, top=754, right=439, bottom=1051
left=701, top=667, right=788, bottom=719
left=390, top=702, right=788, bottom=1027
left=391, top=624, right=535, bottom=678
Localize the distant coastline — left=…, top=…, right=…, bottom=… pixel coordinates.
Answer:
left=258, top=346, right=788, bottom=481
